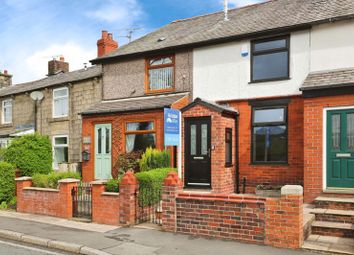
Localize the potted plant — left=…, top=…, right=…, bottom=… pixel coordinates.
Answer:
left=255, top=184, right=282, bottom=197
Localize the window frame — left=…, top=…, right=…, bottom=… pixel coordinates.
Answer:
left=124, top=120, right=157, bottom=153
left=2, top=99, right=12, bottom=124
left=250, top=35, right=290, bottom=83
left=52, top=135, right=69, bottom=169
left=52, top=87, right=69, bottom=118
left=251, top=105, right=288, bottom=165
left=145, top=55, right=175, bottom=94
left=225, top=128, right=233, bottom=167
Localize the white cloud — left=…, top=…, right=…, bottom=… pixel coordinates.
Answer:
left=226, top=0, right=265, bottom=8
left=86, top=0, right=143, bottom=25
left=12, top=43, right=96, bottom=84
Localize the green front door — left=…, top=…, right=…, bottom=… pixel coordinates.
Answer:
left=95, top=124, right=112, bottom=180
left=327, top=109, right=354, bottom=188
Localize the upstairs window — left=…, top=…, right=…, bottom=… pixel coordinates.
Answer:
left=125, top=121, right=156, bottom=153
left=251, top=36, right=290, bottom=82
left=252, top=106, right=287, bottom=163
left=2, top=99, right=12, bottom=124
left=53, top=87, right=68, bottom=118
left=146, top=56, right=175, bottom=93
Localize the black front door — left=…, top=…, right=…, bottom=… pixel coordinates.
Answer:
left=185, top=117, right=211, bottom=188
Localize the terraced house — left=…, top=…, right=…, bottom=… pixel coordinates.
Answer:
left=0, top=58, right=102, bottom=170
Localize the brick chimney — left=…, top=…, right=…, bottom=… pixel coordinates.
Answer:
left=0, top=70, right=12, bottom=88
left=48, top=56, right=69, bottom=76
left=97, top=30, right=118, bottom=57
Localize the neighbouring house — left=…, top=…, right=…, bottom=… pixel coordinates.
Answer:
left=80, top=32, right=192, bottom=181
left=0, top=58, right=103, bottom=171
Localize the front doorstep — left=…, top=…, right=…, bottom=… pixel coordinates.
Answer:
left=323, top=188, right=354, bottom=195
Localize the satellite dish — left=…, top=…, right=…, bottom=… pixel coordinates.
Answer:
left=30, top=91, right=44, bottom=101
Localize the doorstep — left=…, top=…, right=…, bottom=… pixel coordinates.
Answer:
left=323, top=188, right=354, bottom=195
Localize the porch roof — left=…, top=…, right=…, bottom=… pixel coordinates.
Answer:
left=81, top=92, right=189, bottom=115
left=181, top=98, right=238, bottom=117
left=300, top=68, right=354, bottom=91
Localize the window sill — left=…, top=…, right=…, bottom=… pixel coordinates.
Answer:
left=249, top=77, right=290, bottom=84
left=0, top=123, right=13, bottom=128
left=50, top=117, right=69, bottom=123
left=145, top=88, right=175, bottom=95
left=225, top=163, right=234, bottom=168
left=250, top=162, right=289, bottom=166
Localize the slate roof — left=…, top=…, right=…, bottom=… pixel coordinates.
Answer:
left=181, top=98, right=238, bottom=117
left=81, top=92, right=189, bottom=115
left=93, top=0, right=354, bottom=63
left=300, top=68, right=354, bottom=91
left=0, top=65, right=102, bottom=98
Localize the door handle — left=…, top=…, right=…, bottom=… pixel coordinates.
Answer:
left=336, top=153, right=351, bottom=158
left=193, top=156, right=204, bottom=160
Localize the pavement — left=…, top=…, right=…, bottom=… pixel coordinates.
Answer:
left=0, top=239, right=72, bottom=255
left=0, top=210, right=317, bottom=255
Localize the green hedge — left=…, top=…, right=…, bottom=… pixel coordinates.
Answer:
left=0, top=161, right=16, bottom=204
left=4, top=134, right=52, bottom=176
left=32, top=171, right=81, bottom=189
left=106, top=178, right=120, bottom=193
left=139, top=148, right=171, bottom=172
left=135, top=168, right=176, bottom=206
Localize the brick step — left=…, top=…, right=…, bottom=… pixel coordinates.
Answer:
left=311, top=221, right=354, bottom=238
left=315, top=196, right=354, bottom=210
left=303, top=235, right=354, bottom=255
left=310, top=208, right=354, bottom=224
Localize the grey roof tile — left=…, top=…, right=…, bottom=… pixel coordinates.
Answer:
left=93, top=0, right=354, bottom=62
left=0, top=66, right=102, bottom=98
left=81, top=92, right=189, bottom=115
left=301, top=68, right=354, bottom=90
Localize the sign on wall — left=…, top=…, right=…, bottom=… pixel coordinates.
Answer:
left=164, top=108, right=181, bottom=146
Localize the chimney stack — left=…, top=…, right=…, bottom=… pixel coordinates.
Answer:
left=97, top=30, right=118, bottom=57
left=48, top=56, right=69, bottom=76
left=0, top=70, right=12, bottom=88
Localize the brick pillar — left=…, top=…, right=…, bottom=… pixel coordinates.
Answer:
left=91, top=180, right=107, bottom=223
left=15, top=177, right=33, bottom=213
left=58, top=178, right=80, bottom=219
left=119, top=171, right=138, bottom=226
left=265, top=185, right=304, bottom=249
left=162, top=172, right=182, bottom=232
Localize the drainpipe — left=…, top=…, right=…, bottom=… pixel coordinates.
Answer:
left=235, top=115, right=240, bottom=194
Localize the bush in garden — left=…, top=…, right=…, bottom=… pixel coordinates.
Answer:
left=0, top=161, right=16, bottom=204
left=3, top=134, right=52, bottom=176
left=106, top=178, right=120, bottom=193
left=139, top=148, right=171, bottom=172
left=32, top=171, right=81, bottom=189
left=135, top=168, right=176, bottom=206
left=113, top=151, right=142, bottom=178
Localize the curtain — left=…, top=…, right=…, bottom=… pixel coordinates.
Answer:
left=126, top=134, right=136, bottom=153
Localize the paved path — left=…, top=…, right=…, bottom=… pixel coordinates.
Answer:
left=0, top=239, right=72, bottom=255
left=0, top=212, right=317, bottom=255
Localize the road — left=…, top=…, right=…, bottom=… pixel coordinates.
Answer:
left=0, top=239, right=73, bottom=255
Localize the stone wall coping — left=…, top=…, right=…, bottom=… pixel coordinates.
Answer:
left=102, top=192, right=119, bottom=196
left=15, top=177, right=32, bottom=181
left=58, top=178, right=81, bottom=184
left=23, top=187, right=59, bottom=193
left=91, top=180, right=108, bottom=185
left=281, top=185, right=303, bottom=196
left=177, top=192, right=266, bottom=203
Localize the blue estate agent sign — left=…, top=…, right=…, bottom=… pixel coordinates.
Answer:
left=164, top=108, right=180, bottom=146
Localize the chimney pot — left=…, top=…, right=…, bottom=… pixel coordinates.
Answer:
left=97, top=30, right=118, bottom=58
left=59, top=56, right=65, bottom=62
left=102, top=30, right=108, bottom=39
left=4, top=70, right=8, bottom=75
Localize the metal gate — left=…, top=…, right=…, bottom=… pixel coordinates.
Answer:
left=136, top=181, right=162, bottom=225
left=72, top=182, right=92, bottom=220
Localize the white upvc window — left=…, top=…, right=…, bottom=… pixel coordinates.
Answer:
left=53, top=135, right=69, bottom=170
left=2, top=99, right=12, bottom=124
left=53, top=87, right=68, bottom=118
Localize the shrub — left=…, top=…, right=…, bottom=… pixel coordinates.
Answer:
left=106, top=178, right=120, bottom=193
left=0, top=161, right=16, bottom=204
left=32, top=171, right=81, bottom=189
left=135, top=168, right=176, bottom=206
left=139, top=148, right=171, bottom=172
left=3, top=134, right=52, bottom=176
left=113, top=151, right=142, bottom=177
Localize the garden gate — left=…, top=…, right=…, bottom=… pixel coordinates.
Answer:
left=136, top=181, right=162, bottom=225
left=72, top=182, right=92, bottom=220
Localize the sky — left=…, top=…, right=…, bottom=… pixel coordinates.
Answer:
left=0, top=0, right=265, bottom=84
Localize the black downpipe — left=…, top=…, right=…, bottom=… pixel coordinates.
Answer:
left=235, top=115, right=240, bottom=194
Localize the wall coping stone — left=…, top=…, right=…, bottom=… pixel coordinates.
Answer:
left=58, top=178, right=80, bottom=184
left=281, top=185, right=303, bottom=196
left=15, top=177, right=32, bottom=181
left=91, top=180, right=108, bottom=185
left=102, top=192, right=119, bottom=196
left=23, top=187, right=59, bottom=192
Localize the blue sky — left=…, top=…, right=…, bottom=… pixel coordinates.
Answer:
left=0, top=0, right=265, bottom=83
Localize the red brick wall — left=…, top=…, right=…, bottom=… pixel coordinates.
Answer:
left=182, top=104, right=236, bottom=194
left=16, top=178, right=78, bottom=219
left=227, top=96, right=304, bottom=192
left=304, top=94, right=354, bottom=202
left=92, top=182, right=120, bottom=225
left=82, top=110, right=164, bottom=182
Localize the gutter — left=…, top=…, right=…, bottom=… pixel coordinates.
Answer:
left=235, top=115, right=240, bottom=194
